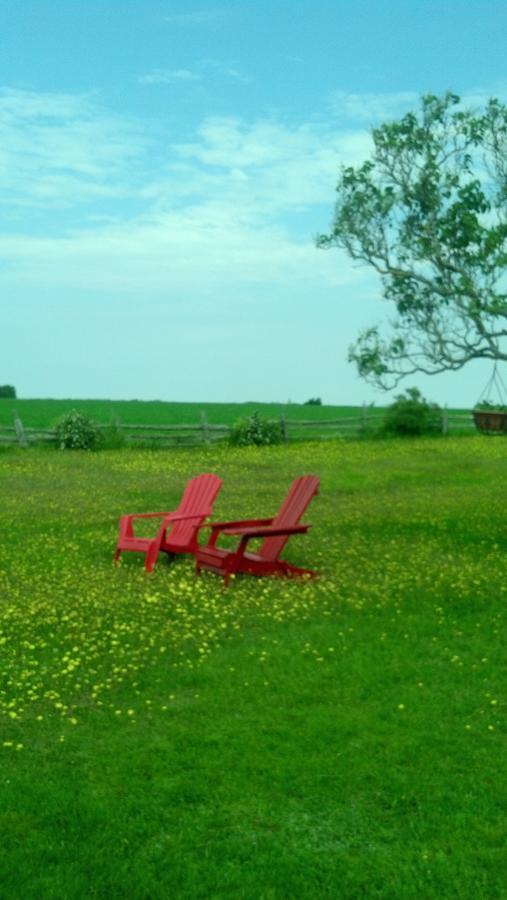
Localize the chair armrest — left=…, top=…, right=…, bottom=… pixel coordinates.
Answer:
left=119, top=510, right=212, bottom=541
left=199, top=517, right=273, bottom=532
left=198, top=517, right=274, bottom=549
left=124, top=510, right=211, bottom=523
left=223, top=524, right=310, bottom=538
left=125, top=511, right=174, bottom=520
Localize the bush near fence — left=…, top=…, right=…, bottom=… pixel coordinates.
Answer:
left=0, top=408, right=477, bottom=448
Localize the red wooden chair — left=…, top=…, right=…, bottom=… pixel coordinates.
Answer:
left=114, top=473, right=222, bottom=573
left=194, top=475, right=319, bottom=585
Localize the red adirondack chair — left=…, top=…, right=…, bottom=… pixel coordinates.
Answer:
left=194, top=475, right=320, bottom=585
left=114, top=473, right=222, bottom=573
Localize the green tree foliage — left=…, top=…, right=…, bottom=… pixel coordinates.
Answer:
left=318, top=93, right=507, bottom=388
left=0, top=385, right=16, bottom=398
left=382, top=388, right=442, bottom=436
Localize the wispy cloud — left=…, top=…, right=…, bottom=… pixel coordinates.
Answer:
left=201, top=59, right=252, bottom=84
left=138, top=68, right=201, bottom=85
left=139, top=60, right=250, bottom=87
left=0, top=84, right=424, bottom=401
left=330, top=90, right=419, bottom=124
left=168, top=117, right=371, bottom=215
left=0, top=88, right=149, bottom=212
left=0, top=86, right=379, bottom=297
left=163, top=9, right=225, bottom=27
left=330, top=87, right=507, bottom=126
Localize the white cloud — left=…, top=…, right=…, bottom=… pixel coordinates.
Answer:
left=0, top=216, right=361, bottom=296
left=330, top=86, right=507, bottom=127
left=0, top=87, right=377, bottom=299
left=0, top=88, right=149, bottom=210
left=330, top=90, right=419, bottom=124
left=166, top=117, right=372, bottom=217
left=200, top=59, right=252, bottom=83
left=163, top=10, right=225, bottom=26
left=0, top=87, right=96, bottom=120
left=139, top=60, right=251, bottom=86
left=138, top=68, right=201, bottom=85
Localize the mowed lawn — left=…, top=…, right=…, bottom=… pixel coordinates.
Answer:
left=0, top=437, right=505, bottom=898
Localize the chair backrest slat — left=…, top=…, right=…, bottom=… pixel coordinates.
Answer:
left=169, top=473, right=222, bottom=547
left=259, top=475, right=319, bottom=562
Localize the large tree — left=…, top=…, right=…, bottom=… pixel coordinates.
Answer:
left=318, top=92, right=507, bottom=389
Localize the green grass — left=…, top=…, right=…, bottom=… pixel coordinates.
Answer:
left=0, top=397, right=474, bottom=445
left=0, top=437, right=505, bottom=897
left=0, top=397, right=363, bottom=429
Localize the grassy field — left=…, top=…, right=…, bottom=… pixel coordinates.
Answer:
left=0, top=398, right=363, bottom=429
left=0, top=436, right=505, bottom=898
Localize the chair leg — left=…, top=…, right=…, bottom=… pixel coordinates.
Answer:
left=114, top=548, right=121, bottom=565
left=144, top=541, right=160, bottom=573
left=283, top=562, right=317, bottom=579
left=222, top=562, right=237, bottom=587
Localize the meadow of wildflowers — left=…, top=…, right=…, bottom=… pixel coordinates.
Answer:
left=0, top=437, right=505, bottom=898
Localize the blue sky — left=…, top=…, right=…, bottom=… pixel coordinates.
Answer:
left=2, top=0, right=507, bottom=405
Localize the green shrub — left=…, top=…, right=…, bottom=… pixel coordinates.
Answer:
left=100, top=418, right=126, bottom=450
left=54, top=410, right=102, bottom=450
left=229, top=411, right=283, bottom=447
left=382, top=388, right=442, bottom=436
left=304, top=397, right=322, bottom=406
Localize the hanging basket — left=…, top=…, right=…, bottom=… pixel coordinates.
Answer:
left=473, top=364, right=507, bottom=434
left=473, top=408, right=507, bottom=434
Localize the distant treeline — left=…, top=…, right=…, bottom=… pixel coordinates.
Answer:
left=0, top=385, right=16, bottom=399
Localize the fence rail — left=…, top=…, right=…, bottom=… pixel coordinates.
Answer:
left=0, top=408, right=479, bottom=449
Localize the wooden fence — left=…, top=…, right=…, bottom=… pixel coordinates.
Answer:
left=0, top=408, right=477, bottom=449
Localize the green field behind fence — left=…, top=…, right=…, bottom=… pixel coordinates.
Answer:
left=0, top=397, right=474, bottom=445
left=0, top=436, right=505, bottom=898
left=0, top=398, right=362, bottom=427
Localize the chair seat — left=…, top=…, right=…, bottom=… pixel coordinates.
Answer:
left=118, top=533, right=194, bottom=552
left=118, top=536, right=153, bottom=552
left=194, top=545, right=263, bottom=572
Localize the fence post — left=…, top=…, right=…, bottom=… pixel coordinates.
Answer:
left=361, top=403, right=369, bottom=434
left=442, top=404, right=449, bottom=436
left=280, top=414, right=288, bottom=442
left=200, top=411, right=210, bottom=445
left=13, top=411, right=28, bottom=448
